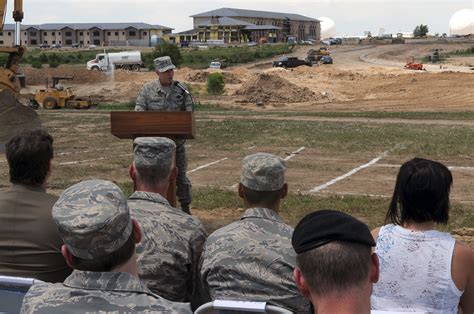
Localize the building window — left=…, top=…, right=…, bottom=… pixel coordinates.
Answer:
left=80, top=40, right=83, bottom=44
left=128, top=30, right=136, bottom=36
left=107, top=32, right=111, bottom=36
left=93, top=31, right=100, bottom=36
left=0, top=40, right=3, bottom=44
left=52, top=40, right=56, bottom=44
left=122, top=31, right=125, bottom=35
left=43, top=32, right=47, bottom=36
left=31, top=39, right=37, bottom=45
left=79, top=32, right=83, bottom=36
left=59, top=41, right=62, bottom=44
left=65, top=31, right=72, bottom=36
left=8, top=32, right=11, bottom=36
left=87, top=32, right=89, bottom=35
left=66, top=39, right=72, bottom=45
left=0, top=32, right=3, bottom=36
left=87, top=40, right=90, bottom=44
left=143, top=31, right=147, bottom=35
left=52, top=32, right=55, bottom=35
left=24, top=32, right=26, bottom=35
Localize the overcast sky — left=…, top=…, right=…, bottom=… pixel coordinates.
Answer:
left=5, top=0, right=474, bottom=36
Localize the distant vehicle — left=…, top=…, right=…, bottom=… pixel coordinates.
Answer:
left=272, top=57, right=312, bottom=68
left=287, top=36, right=296, bottom=45
left=87, top=51, right=143, bottom=71
left=209, top=61, right=222, bottom=69
left=209, top=59, right=227, bottom=69
left=39, top=43, right=50, bottom=48
left=247, top=42, right=257, bottom=47
left=320, top=55, right=333, bottom=64
left=71, top=43, right=80, bottom=48
left=51, top=43, right=61, bottom=48
left=89, top=44, right=98, bottom=49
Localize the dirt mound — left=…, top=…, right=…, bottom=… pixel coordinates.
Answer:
left=453, top=228, right=474, bottom=249
left=235, top=73, right=316, bottom=104
left=0, top=90, right=41, bottom=152
left=185, top=71, right=242, bottom=84
left=23, top=66, right=107, bottom=85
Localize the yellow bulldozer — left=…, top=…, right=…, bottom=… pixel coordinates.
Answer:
left=0, top=0, right=42, bottom=152
left=29, top=76, right=93, bottom=110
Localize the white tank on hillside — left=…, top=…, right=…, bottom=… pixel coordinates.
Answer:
left=449, top=9, right=474, bottom=36
left=318, top=16, right=336, bottom=39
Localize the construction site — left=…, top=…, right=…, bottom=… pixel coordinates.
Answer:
left=0, top=40, right=473, bottom=246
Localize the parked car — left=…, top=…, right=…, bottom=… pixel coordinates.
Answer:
left=51, top=43, right=61, bottom=48
left=320, top=55, right=333, bottom=64
left=71, top=43, right=80, bottom=48
left=272, top=57, right=312, bottom=68
left=39, top=43, right=50, bottom=48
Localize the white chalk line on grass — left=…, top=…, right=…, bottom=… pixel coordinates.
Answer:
left=284, top=146, right=306, bottom=161
left=309, top=151, right=389, bottom=193
left=58, top=153, right=132, bottom=165
left=188, top=158, right=229, bottom=174
left=375, top=163, right=474, bottom=171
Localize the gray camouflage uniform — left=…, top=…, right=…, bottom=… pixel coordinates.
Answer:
left=21, top=270, right=191, bottom=313
left=21, top=179, right=192, bottom=313
left=135, top=57, right=193, bottom=209
left=130, top=137, right=207, bottom=308
left=129, top=191, right=207, bottom=306
left=199, top=153, right=309, bottom=313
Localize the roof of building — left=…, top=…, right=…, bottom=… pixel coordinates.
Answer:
left=195, top=16, right=254, bottom=27
left=3, top=23, right=173, bottom=31
left=191, top=7, right=319, bottom=22
left=244, top=25, right=282, bottom=30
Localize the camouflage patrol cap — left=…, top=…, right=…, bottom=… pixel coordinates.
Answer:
left=52, top=179, right=133, bottom=260
left=154, top=56, right=176, bottom=72
left=133, top=137, right=176, bottom=168
left=240, top=153, right=287, bottom=191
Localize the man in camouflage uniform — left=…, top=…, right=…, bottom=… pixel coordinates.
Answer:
left=135, top=56, right=193, bottom=214
left=21, top=179, right=192, bottom=313
left=128, top=137, right=207, bottom=310
left=199, top=153, right=309, bottom=313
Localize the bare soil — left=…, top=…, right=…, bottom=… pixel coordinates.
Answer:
left=6, top=41, right=474, bottom=245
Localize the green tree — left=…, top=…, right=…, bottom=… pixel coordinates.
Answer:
left=151, top=42, right=183, bottom=67
left=413, top=24, right=429, bottom=37
left=206, top=72, right=225, bottom=95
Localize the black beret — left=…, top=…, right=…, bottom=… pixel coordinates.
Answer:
left=292, top=209, right=375, bottom=254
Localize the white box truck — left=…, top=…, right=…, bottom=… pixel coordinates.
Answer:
left=87, top=51, right=142, bottom=71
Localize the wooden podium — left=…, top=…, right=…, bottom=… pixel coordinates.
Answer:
left=110, top=111, right=195, bottom=207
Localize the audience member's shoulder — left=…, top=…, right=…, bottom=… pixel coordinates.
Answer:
left=454, top=240, right=474, bottom=262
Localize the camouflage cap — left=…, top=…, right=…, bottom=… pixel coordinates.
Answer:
left=154, top=56, right=176, bottom=72
left=133, top=137, right=176, bottom=168
left=52, top=179, right=133, bottom=260
left=240, top=153, right=287, bottom=191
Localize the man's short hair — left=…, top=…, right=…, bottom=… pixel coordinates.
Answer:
left=241, top=185, right=283, bottom=207
left=70, top=232, right=135, bottom=272
left=297, top=241, right=372, bottom=295
left=387, top=157, right=452, bottom=225
left=6, top=127, right=53, bottom=185
left=292, top=209, right=375, bottom=295
left=133, top=137, right=176, bottom=186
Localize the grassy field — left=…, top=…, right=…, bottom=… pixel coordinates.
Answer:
left=2, top=107, right=472, bottom=236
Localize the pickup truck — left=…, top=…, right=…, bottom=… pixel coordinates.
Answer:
left=272, top=57, right=312, bottom=68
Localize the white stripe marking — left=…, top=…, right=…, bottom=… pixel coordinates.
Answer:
left=59, top=154, right=132, bottom=165
left=284, top=146, right=305, bottom=161
left=309, top=151, right=389, bottom=193
left=188, top=157, right=228, bottom=174
left=375, top=163, right=474, bottom=171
